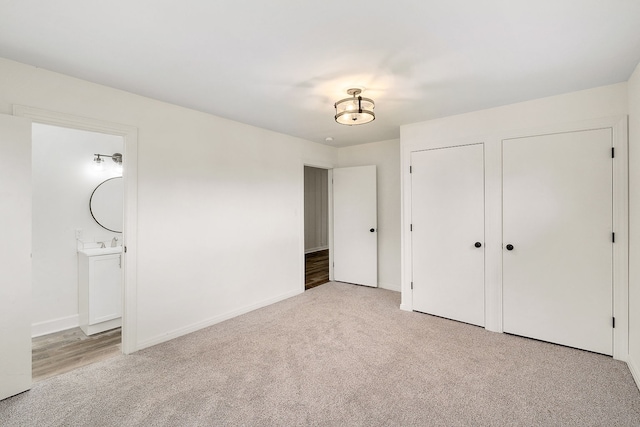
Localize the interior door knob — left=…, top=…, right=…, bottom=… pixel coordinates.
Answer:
left=370, top=228, right=375, bottom=232
left=506, top=244, right=514, bottom=251
left=474, top=242, right=482, bottom=248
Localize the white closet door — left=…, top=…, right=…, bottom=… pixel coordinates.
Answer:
left=0, top=114, right=32, bottom=400
left=411, top=144, right=485, bottom=326
left=503, top=129, right=613, bottom=355
left=333, top=165, right=377, bottom=287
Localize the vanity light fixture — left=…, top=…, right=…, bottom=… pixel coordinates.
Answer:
left=334, top=88, right=375, bottom=125
left=94, top=153, right=123, bottom=166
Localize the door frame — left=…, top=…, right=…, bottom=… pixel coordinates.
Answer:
left=401, top=115, right=628, bottom=361
left=300, top=160, right=335, bottom=292
left=14, top=105, right=139, bottom=355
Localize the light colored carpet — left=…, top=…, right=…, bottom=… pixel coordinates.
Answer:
left=1, top=282, right=639, bottom=426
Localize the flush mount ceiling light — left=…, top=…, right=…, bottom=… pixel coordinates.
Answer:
left=334, top=88, right=375, bottom=125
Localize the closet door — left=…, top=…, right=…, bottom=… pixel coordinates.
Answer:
left=502, top=129, right=613, bottom=355
left=411, top=144, right=485, bottom=326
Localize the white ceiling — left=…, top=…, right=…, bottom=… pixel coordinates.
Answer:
left=1, top=1, right=640, bottom=147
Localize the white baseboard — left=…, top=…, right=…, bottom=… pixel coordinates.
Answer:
left=136, top=289, right=302, bottom=351
left=400, top=303, right=412, bottom=312
left=379, top=282, right=400, bottom=292
left=32, top=314, right=79, bottom=338
left=629, top=354, right=640, bottom=391
left=304, top=246, right=329, bottom=254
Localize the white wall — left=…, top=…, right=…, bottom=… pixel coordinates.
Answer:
left=338, top=139, right=401, bottom=291
left=0, top=57, right=337, bottom=350
left=304, top=166, right=328, bottom=252
left=31, top=123, right=123, bottom=337
left=628, top=63, right=640, bottom=387
left=401, top=83, right=628, bottom=342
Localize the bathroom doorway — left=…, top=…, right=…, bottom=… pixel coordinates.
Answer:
left=30, top=123, right=125, bottom=381
left=304, top=166, right=330, bottom=290
left=0, top=106, right=137, bottom=395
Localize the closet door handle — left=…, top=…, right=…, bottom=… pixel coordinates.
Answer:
left=506, top=244, right=514, bottom=251
left=370, top=228, right=375, bottom=232
left=474, top=242, right=482, bottom=248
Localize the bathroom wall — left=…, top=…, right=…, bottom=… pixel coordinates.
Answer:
left=304, top=166, right=328, bottom=253
left=32, top=123, right=123, bottom=336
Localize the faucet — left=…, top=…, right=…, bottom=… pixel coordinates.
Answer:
left=111, top=237, right=118, bottom=247
left=99, top=241, right=106, bottom=248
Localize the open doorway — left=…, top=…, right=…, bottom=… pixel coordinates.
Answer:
left=304, top=166, right=330, bottom=290
left=0, top=107, right=137, bottom=398
left=30, top=123, right=124, bottom=382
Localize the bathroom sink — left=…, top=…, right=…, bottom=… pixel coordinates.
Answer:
left=78, top=246, right=123, bottom=256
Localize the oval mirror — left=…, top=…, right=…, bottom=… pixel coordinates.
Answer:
left=90, top=177, right=123, bottom=233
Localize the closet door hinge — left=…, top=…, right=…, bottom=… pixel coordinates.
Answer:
left=124, top=246, right=127, bottom=253
left=410, top=224, right=413, bottom=231
left=613, top=317, right=616, bottom=328
left=411, top=281, right=413, bottom=290
left=612, top=232, right=615, bottom=243
left=410, top=165, right=412, bottom=173
left=611, top=147, right=615, bottom=158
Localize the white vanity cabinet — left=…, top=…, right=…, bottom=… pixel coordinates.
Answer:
left=78, top=247, right=123, bottom=335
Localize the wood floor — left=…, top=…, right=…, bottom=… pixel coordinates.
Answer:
left=305, top=249, right=329, bottom=290
left=32, top=327, right=122, bottom=383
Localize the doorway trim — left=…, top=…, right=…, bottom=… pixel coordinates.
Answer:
left=301, top=160, right=334, bottom=292
left=14, top=105, right=139, bottom=355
